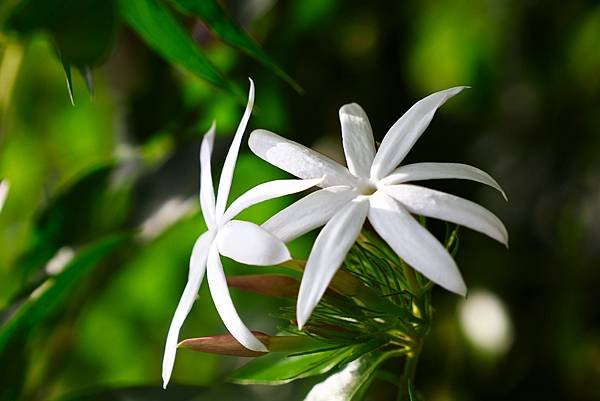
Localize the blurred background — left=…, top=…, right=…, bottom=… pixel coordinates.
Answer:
left=1, top=0, right=599, bottom=400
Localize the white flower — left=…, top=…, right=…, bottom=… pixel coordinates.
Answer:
left=249, top=87, right=508, bottom=329
left=162, top=79, right=321, bottom=388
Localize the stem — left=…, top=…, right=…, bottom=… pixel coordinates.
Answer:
left=401, top=260, right=421, bottom=297
left=397, top=337, right=424, bottom=401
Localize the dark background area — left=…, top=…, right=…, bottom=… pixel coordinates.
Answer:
left=0, top=0, right=599, bottom=400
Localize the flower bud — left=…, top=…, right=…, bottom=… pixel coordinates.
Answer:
left=227, top=274, right=299, bottom=297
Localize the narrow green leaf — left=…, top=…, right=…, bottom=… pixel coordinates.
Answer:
left=79, top=66, right=95, bottom=100
left=118, top=0, right=241, bottom=98
left=61, top=59, right=75, bottom=106
left=170, top=0, right=302, bottom=93
left=230, top=343, right=356, bottom=385
left=408, top=380, right=417, bottom=401
left=0, top=234, right=130, bottom=356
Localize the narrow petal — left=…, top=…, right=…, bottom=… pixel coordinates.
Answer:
left=207, top=245, right=268, bottom=352
left=216, top=220, right=291, bottom=265
left=380, top=162, right=507, bottom=200
left=199, top=123, right=217, bottom=229
left=248, top=129, right=357, bottom=188
left=214, top=79, right=255, bottom=219
left=339, top=103, right=376, bottom=178
left=370, top=87, right=467, bottom=179
left=385, top=184, right=508, bottom=245
left=368, top=193, right=466, bottom=296
left=262, top=186, right=358, bottom=243
left=222, top=178, right=322, bottom=222
left=296, top=198, right=368, bottom=329
left=162, top=231, right=213, bottom=388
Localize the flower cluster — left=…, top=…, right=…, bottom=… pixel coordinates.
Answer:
left=162, top=79, right=507, bottom=387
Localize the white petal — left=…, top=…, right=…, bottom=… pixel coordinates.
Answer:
left=368, top=193, right=466, bottom=296
left=216, top=220, right=291, bottom=265
left=207, top=245, right=268, bottom=352
left=339, top=103, right=376, bottom=178
left=385, top=184, right=508, bottom=246
left=370, top=87, right=467, bottom=179
left=163, top=231, right=213, bottom=388
left=222, top=178, right=322, bottom=222
left=199, top=123, right=217, bottom=229
left=381, top=162, right=507, bottom=200
left=262, top=186, right=358, bottom=243
left=0, top=180, right=9, bottom=213
left=296, top=198, right=368, bottom=329
left=214, top=79, right=255, bottom=219
left=248, top=129, right=357, bottom=188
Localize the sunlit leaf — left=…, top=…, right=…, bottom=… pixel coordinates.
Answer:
left=230, top=343, right=358, bottom=385
left=61, top=58, right=75, bottom=106
left=170, top=0, right=302, bottom=93
left=118, top=0, right=241, bottom=98
left=0, top=234, right=130, bottom=356
left=16, top=162, right=131, bottom=281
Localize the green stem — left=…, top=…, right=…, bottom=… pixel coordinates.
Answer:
left=401, top=260, right=421, bottom=297
left=397, top=337, right=424, bottom=401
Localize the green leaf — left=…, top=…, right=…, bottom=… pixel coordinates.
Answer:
left=16, top=163, right=129, bottom=280
left=170, top=0, right=302, bottom=93
left=4, top=0, right=117, bottom=101
left=0, top=234, right=130, bottom=356
left=118, top=0, right=241, bottom=98
left=61, top=58, right=75, bottom=106
left=230, top=343, right=358, bottom=385
left=5, top=0, right=118, bottom=66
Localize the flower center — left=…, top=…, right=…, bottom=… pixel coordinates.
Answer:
left=357, top=179, right=377, bottom=196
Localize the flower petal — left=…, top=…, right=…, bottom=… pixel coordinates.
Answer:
left=296, top=198, right=369, bottom=329
left=214, top=78, right=255, bottom=219
left=381, top=162, right=507, bottom=200
left=216, top=220, right=291, bottom=265
left=199, top=123, right=217, bottom=229
left=368, top=193, right=466, bottom=296
left=207, top=245, right=269, bottom=352
left=262, top=186, right=358, bottom=243
left=370, top=87, right=467, bottom=179
left=339, top=103, right=376, bottom=178
left=385, top=184, right=508, bottom=246
left=222, top=178, right=322, bottom=222
left=162, top=231, right=213, bottom=388
left=248, top=129, right=357, bottom=188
